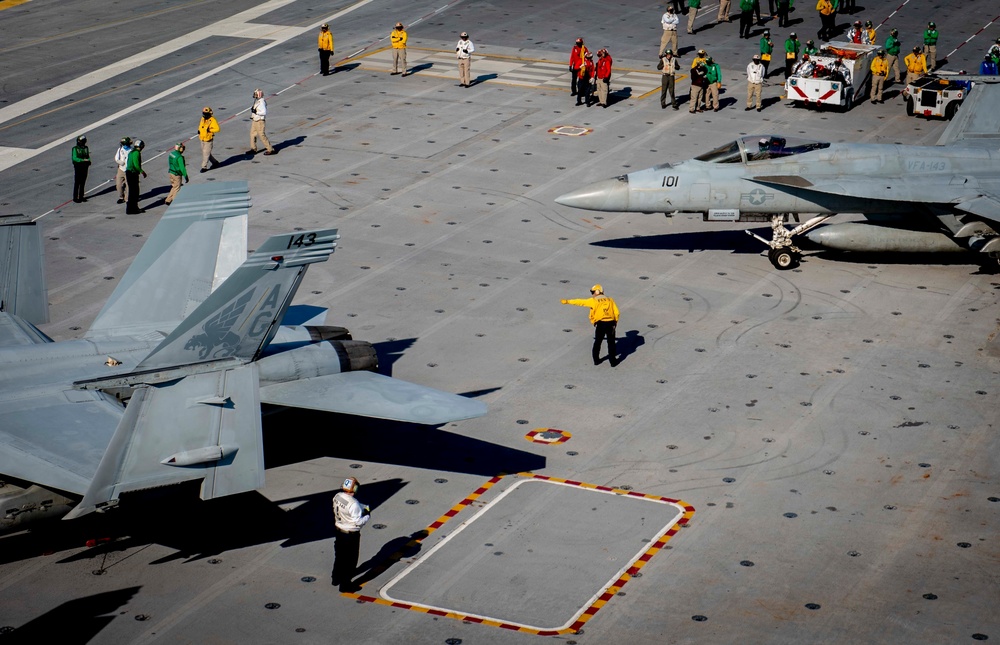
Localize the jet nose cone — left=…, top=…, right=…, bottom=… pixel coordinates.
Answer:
left=555, top=177, right=630, bottom=211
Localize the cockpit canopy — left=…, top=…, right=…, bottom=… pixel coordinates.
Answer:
left=694, top=135, right=830, bottom=164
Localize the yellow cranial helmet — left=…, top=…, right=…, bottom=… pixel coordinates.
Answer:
left=591, top=284, right=603, bottom=294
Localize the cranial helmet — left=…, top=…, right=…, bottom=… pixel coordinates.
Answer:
left=342, top=477, right=359, bottom=494
left=132, top=139, right=145, bottom=150
left=591, top=284, right=603, bottom=295
left=253, top=88, right=263, bottom=99
left=120, top=136, right=132, bottom=146
left=76, top=135, right=87, bottom=145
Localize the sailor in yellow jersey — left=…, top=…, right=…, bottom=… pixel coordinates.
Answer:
left=561, top=284, right=621, bottom=366
left=390, top=22, right=408, bottom=75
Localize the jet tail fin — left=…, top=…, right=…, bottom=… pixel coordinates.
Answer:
left=66, top=364, right=263, bottom=519
left=86, top=182, right=251, bottom=339
left=136, top=229, right=339, bottom=370
left=0, top=215, right=48, bottom=325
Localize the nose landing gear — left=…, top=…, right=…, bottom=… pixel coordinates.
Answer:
left=768, top=246, right=799, bottom=270
left=747, top=214, right=833, bottom=270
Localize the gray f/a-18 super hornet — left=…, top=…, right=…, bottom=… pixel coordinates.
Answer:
left=0, top=182, right=485, bottom=533
left=556, top=81, right=1000, bottom=270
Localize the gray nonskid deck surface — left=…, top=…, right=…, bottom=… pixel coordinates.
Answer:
left=0, top=0, right=998, bottom=643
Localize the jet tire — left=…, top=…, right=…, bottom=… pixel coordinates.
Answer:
left=770, top=246, right=799, bottom=270
left=905, top=96, right=915, bottom=116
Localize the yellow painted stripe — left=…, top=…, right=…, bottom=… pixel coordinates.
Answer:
left=0, top=0, right=31, bottom=9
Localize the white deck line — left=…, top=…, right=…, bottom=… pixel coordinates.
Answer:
left=0, top=0, right=376, bottom=173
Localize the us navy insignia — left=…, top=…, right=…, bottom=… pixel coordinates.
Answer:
left=741, top=188, right=774, bottom=206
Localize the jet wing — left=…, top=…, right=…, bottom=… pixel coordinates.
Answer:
left=0, top=312, right=53, bottom=347
left=259, top=371, right=488, bottom=425
left=0, top=388, right=123, bottom=495
left=68, top=364, right=263, bottom=519
left=86, top=182, right=250, bottom=340
left=936, top=80, right=1000, bottom=147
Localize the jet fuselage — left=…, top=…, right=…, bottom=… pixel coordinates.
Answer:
left=556, top=141, right=999, bottom=216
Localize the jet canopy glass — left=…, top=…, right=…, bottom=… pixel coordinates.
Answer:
left=694, top=135, right=830, bottom=164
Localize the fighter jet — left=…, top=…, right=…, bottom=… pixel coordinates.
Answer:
left=0, top=182, right=485, bottom=533
left=555, top=80, right=1000, bottom=270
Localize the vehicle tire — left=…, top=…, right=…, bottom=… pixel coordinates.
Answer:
left=771, top=247, right=799, bottom=270
left=945, top=101, right=959, bottom=120
left=838, top=90, right=853, bottom=113
left=905, top=96, right=914, bottom=116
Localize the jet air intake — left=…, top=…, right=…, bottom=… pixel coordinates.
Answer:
left=256, top=340, right=379, bottom=386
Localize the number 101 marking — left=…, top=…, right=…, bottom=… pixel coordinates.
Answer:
left=661, top=175, right=679, bottom=187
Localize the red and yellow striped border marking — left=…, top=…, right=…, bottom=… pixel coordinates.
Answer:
left=524, top=428, right=572, bottom=444
left=343, top=473, right=695, bottom=636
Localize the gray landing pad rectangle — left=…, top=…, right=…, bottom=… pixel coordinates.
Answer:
left=379, top=478, right=685, bottom=631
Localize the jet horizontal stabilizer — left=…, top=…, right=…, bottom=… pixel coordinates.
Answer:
left=259, top=370, right=488, bottom=426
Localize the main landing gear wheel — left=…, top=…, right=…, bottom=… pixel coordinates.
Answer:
left=769, top=246, right=799, bottom=270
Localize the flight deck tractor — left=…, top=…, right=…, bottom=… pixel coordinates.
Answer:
left=903, top=75, right=971, bottom=119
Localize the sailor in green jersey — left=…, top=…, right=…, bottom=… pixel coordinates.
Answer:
left=760, top=30, right=774, bottom=76
left=885, top=28, right=902, bottom=83
left=125, top=139, right=147, bottom=214
left=923, top=22, right=939, bottom=72
left=71, top=135, right=90, bottom=203
left=165, top=142, right=189, bottom=205
left=784, top=32, right=800, bottom=79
